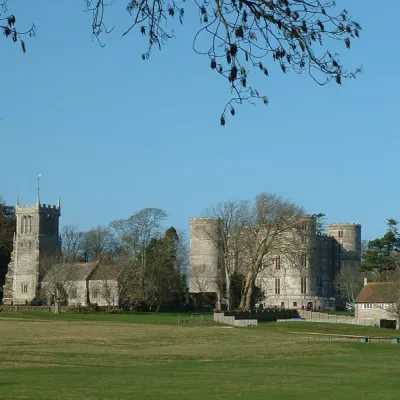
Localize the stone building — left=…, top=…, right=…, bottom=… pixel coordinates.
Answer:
left=189, top=216, right=361, bottom=310
left=3, top=196, right=61, bottom=305
left=355, top=279, right=398, bottom=328
left=3, top=194, right=124, bottom=307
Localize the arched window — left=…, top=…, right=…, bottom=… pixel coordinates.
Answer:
left=28, top=216, right=32, bottom=233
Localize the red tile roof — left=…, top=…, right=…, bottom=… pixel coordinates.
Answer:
left=355, top=282, right=399, bottom=304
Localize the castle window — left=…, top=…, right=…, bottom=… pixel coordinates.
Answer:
left=21, top=283, right=28, bottom=294
left=338, top=230, right=344, bottom=238
left=70, top=287, right=77, bottom=299
left=28, top=216, right=32, bottom=233
left=275, top=278, right=280, bottom=295
left=301, top=253, right=307, bottom=268
left=293, top=302, right=297, bottom=307
left=273, top=256, right=281, bottom=270
left=301, top=276, right=307, bottom=294
left=92, top=289, right=99, bottom=300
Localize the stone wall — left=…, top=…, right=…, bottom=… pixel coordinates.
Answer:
left=213, top=312, right=258, bottom=327
left=298, top=310, right=376, bottom=326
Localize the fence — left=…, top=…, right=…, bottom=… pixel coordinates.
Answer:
left=297, top=310, right=376, bottom=327
left=224, top=309, right=299, bottom=322
left=214, top=312, right=258, bottom=327
left=1, top=305, right=95, bottom=313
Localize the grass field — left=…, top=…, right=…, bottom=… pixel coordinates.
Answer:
left=0, top=312, right=400, bottom=400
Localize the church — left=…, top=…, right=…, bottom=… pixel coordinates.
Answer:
left=3, top=193, right=123, bottom=307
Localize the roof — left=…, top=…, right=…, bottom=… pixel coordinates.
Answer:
left=89, top=263, right=125, bottom=281
left=355, top=282, right=399, bottom=304
left=42, top=262, right=98, bottom=282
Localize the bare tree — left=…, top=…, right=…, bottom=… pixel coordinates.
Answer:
left=238, top=192, right=305, bottom=311
left=6, top=1, right=361, bottom=125
left=110, top=208, right=167, bottom=260
left=110, top=208, right=167, bottom=289
left=190, top=263, right=216, bottom=294
left=60, top=225, right=84, bottom=262
left=0, top=1, right=35, bottom=52
left=84, top=226, right=115, bottom=262
left=39, top=256, right=76, bottom=314
left=335, top=266, right=363, bottom=310
left=201, top=200, right=249, bottom=311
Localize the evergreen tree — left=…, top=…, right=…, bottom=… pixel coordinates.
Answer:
left=0, top=197, right=16, bottom=292
left=359, top=219, right=400, bottom=281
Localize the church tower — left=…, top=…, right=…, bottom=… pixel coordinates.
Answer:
left=3, top=193, right=61, bottom=305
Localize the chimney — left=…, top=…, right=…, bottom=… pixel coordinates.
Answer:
left=364, top=277, right=368, bottom=286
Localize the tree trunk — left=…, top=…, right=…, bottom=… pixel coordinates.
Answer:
left=225, top=270, right=231, bottom=312
left=239, top=271, right=253, bottom=310
left=156, top=304, right=161, bottom=312
left=53, top=302, right=60, bottom=314
left=244, top=284, right=253, bottom=312
left=397, top=318, right=400, bottom=330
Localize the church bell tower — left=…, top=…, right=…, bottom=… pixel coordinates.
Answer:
left=3, top=182, right=61, bottom=305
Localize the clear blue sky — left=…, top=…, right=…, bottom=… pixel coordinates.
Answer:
left=0, top=1, right=398, bottom=241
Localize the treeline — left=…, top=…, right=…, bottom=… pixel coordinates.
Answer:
left=59, top=208, right=189, bottom=311
left=0, top=197, right=15, bottom=289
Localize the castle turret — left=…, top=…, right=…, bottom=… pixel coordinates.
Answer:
left=327, top=223, right=361, bottom=272
left=3, top=198, right=61, bottom=305
left=189, top=218, right=223, bottom=294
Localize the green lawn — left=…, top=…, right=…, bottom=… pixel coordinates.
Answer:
left=0, top=313, right=399, bottom=399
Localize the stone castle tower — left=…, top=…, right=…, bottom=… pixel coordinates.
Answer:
left=3, top=194, right=61, bottom=305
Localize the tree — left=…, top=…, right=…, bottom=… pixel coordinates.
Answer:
left=0, top=196, right=15, bottom=291
left=311, top=213, right=326, bottom=235
left=60, top=225, right=85, bottom=262
left=230, top=270, right=264, bottom=310
left=335, top=266, right=363, bottom=309
left=4, top=1, right=361, bottom=125
left=83, top=226, right=115, bottom=262
left=359, top=219, right=400, bottom=281
left=0, top=1, right=35, bottom=53
left=238, top=192, right=305, bottom=311
left=190, top=263, right=216, bottom=294
left=201, top=200, right=249, bottom=311
left=39, top=255, right=75, bottom=314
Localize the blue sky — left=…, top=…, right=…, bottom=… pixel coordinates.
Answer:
left=0, top=1, right=398, bottom=241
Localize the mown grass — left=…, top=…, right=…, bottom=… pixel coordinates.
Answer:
left=0, top=313, right=399, bottom=399
left=0, top=311, right=214, bottom=324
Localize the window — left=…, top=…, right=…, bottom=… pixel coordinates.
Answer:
left=275, top=278, right=280, bottom=295
left=21, top=283, right=28, bottom=294
left=301, top=276, right=307, bottom=294
left=70, top=287, right=77, bottom=299
left=361, top=303, right=373, bottom=309
left=293, top=302, right=297, bottom=307
left=301, top=253, right=307, bottom=268
left=281, top=302, right=285, bottom=308
left=273, top=256, right=281, bottom=270
left=92, top=289, right=99, bottom=299
left=338, top=230, right=344, bottom=238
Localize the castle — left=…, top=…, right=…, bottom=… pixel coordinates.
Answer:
left=189, top=216, right=361, bottom=310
